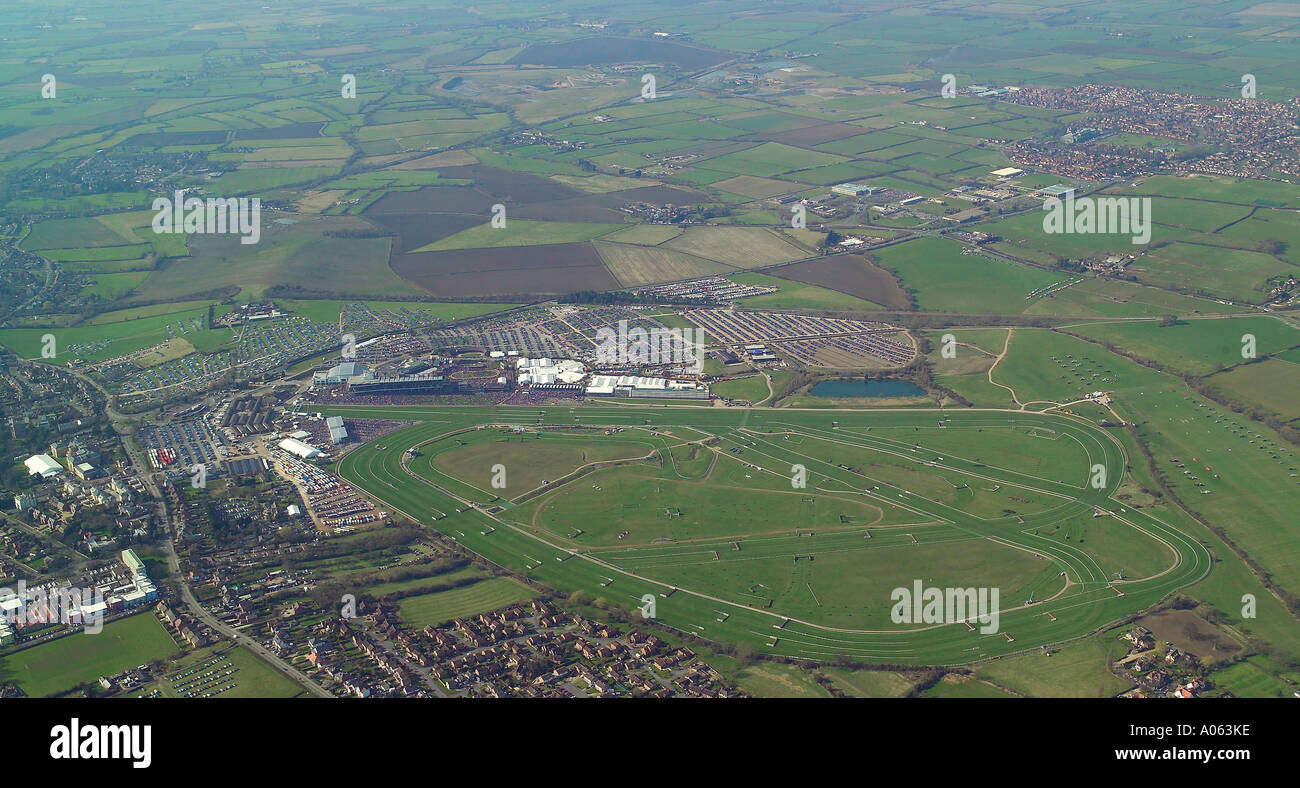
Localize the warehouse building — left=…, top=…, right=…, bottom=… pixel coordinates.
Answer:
left=831, top=182, right=876, bottom=197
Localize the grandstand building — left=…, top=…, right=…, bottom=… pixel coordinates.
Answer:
left=314, top=361, right=370, bottom=385
left=585, top=374, right=709, bottom=399
left=347, top=375, right=458, bottom=396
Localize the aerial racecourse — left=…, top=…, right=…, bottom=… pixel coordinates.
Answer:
left=327, top=403, right=1210, bottom=665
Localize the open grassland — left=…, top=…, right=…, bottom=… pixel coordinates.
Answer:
left=396, top=577, right=538, bottom=628
left=1067, top=316, right=1300, bottom=377
left=973, top=635, right=1130, bottom=697
left=0, top=613, right=178, bottom=697
left=873, top=237, right=1062, bottom=315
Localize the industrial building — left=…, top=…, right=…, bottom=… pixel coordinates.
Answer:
left=831, top=182, right=876, bottom=197
left=1040, top=184, right=1076, bottom=199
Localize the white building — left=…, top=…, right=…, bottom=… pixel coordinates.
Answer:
left=326, top=415, right=348, bottom=444
left=278, top=438, right=321, bottom=459
left=585, top=375, right=705, bottom=395
left=313, top=362, right=370, bottom=385
left=831, top=182, right=875, bottom=197
left=25, top=454, right=63, bottom=478
left=516, top=357, right=587, bottom=385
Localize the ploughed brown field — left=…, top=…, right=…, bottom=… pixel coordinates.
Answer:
left=768, top=253, right=912, bottom=310
left=364, top=163, right=709, bottom=298
left=368, top=213, right=482, bottom=253
left=391, top=243, right=619, bottom=299
left=770, top=122, right=871, bottom=147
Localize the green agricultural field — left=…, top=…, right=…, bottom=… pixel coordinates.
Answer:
left=1131, top=243, right=1290, bottom=303
left=1201, top=359, right=1300, bottom=422
left=695, top=142, right=848, bottom=178
left=873, top=237, right=1062, bottom=315
left=1023, top=278, right=1237, bottom=319
left=132, top=218, right=404, bottom=301
left=601, top=224, right=682, bottom=245
left=1067, top=316, right=1300, bottom=377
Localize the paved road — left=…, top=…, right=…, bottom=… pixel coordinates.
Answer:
left=38, top=357, right=333, bottom=699
left=163, top=541, right=334, bottom=699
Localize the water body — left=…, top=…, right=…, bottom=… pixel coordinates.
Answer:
left=808, top=379, right=925, bottom=398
